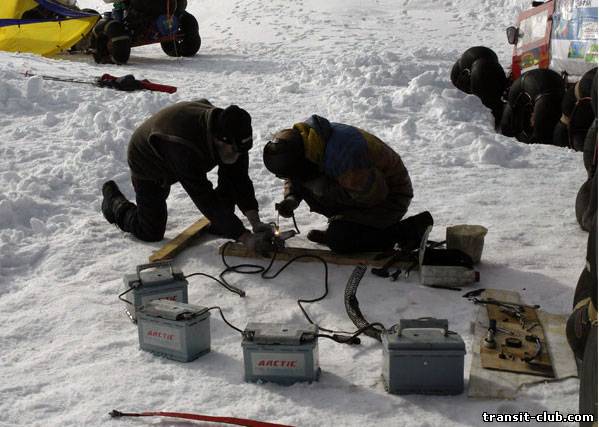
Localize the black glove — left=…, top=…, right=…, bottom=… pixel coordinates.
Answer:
left=245, top=209, right=273, bottom=234
left=275, top=197, right=299, bottom=218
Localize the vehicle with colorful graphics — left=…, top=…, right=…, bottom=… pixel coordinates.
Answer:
left=506, top=0, right=598, bottom=80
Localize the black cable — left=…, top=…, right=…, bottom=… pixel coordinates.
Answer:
left=220, top=242, right=364, bottom=337
left=183, top=241, right=387, bottom=344
left=260, top=253, right=350, bottom=334
left=317, top=322, right=387, bottom=344
left=205, top=306, right=243, bottom=334
left=185, top=271, right=245, bottom=297
left=291, top=213, right=301, bottom=234
left=118, top=282, right=137, bottom=305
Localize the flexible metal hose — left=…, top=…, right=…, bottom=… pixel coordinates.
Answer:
left=344, top=264, right=384, bottom=342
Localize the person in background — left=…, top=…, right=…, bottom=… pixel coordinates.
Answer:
left=101, top=99, right=274, bottom=253
left=102, top=0, right=127, bottom=21
left=263, top=114, right=432, bottom=254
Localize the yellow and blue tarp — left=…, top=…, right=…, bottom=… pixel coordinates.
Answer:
left=0, top=0, right=99, bottom=56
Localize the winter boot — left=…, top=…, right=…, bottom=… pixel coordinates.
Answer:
left=307, top=229, right=328, bottom=245
left=101, top=180, right=134, bottom=225
left=393, top=211, right=434, bottom=251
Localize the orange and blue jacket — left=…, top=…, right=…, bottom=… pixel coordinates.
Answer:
left=286, top=115, right=413, bottom=227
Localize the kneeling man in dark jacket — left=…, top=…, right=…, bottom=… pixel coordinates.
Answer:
left=101, top=99, right=273, bottom=252
left=263, top=115, right=431, bottom=253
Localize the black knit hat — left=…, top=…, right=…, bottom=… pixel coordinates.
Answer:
left=263, top=128, right=307, bottom=178
left=217, top=105, right=253, bottom=152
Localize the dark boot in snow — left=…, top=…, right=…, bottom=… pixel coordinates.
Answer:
left=102, top=180, right=134, bottom=224
left=307, top=229, right=328, bottom=245
left=393, top=211, right=434, bottom=251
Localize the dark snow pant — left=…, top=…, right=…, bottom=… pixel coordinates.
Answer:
left=326, top=220, right=404, bottom=253
left=116, top=177, right=238, bottom=242
left=324, top=211, right=434, bottom=254
left=118, top=178, right=170, bottom=242
left=325, top=220, right=397, bottom=254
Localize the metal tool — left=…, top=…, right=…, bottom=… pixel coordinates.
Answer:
left=478, top=298, right=539, bottom=310
left=270, top=222, right=297, bottom=249
left=523, top=334, right=543, bottom=363
left=371, top=250, right=412, bottom=278
left=483, top=319, right=497, bottom=349
left=495, top=325, right=515, bottom=335
left=505, top=337, right=523, bottom=348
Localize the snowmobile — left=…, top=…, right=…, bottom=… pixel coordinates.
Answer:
left=90, top=0, right=201, bottom=65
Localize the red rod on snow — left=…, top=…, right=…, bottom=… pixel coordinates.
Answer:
left=22, top=71, right=177, bottom=94
left=109, top=409, right=294, bottom=427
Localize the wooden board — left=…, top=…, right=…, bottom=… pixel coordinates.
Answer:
left=468, top=289, right=578, bottom=399
left=480, top=301, right=554, bottom=377
left=149, top=217, right=211, bottom=262
left=218, top=242, right=414, bottom=268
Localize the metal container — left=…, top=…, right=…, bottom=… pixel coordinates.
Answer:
left=122, top=261, right=188, bottom=322
left=420, top=264, right=479, bottom=287
left=418, top=226, right=480, bottom=287
left=137, top=300, right=211, bottom=362
left=381, top=318, right=465, bottom=395
left=242, top=323, right=320, bottom=384
left=446, top=224, right=488, bottom=264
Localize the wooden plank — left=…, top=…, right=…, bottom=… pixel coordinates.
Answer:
left=218, top=242, right=414, bottom=268
left=149, top=217, right=211, bottom=263
left=468, top=289, right=578, bottom=399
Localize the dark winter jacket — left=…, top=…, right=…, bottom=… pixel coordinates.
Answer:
left=127, top=99, right=258, bottom=239
left=284, top=115, right=413, bottom=228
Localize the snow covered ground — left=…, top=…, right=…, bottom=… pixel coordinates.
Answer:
left=0, top=0, right=590, bottom=426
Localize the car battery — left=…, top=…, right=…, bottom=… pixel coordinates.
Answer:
left=242, top=323, right=320, bottom=384
left=122, top=261, right=188, bottom=322
left=137, top=300, right=211, bottom=362
left=381, top=318, right=465, bottom=395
